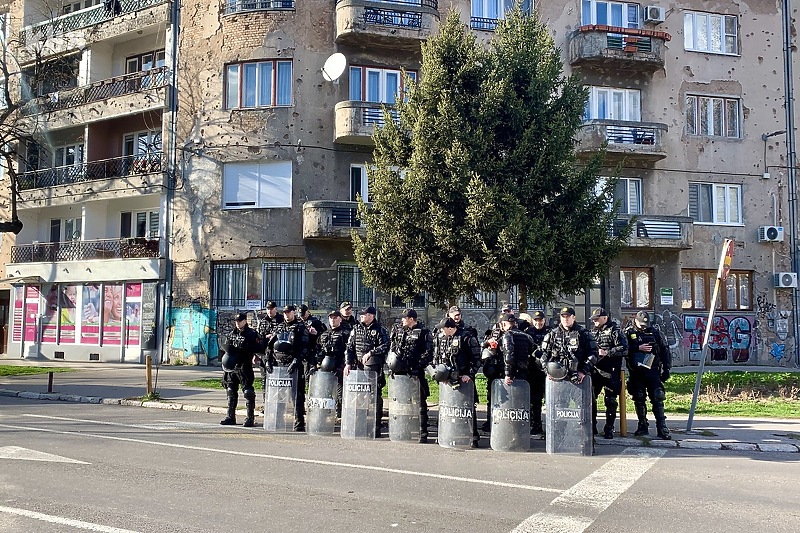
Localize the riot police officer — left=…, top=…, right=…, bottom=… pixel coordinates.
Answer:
left=540, top=306, right=597, bottom=384
left=266, top=305, right=310, bottom=431
left=220, top=312, right=261, bottom=427
left=448, top=305, right=479, bottom=338
left=524, top=310, right=549, bottom=435
left=589, top=307, right=628, bottom=439
left=255, top=300, right=283, bottom=392
left=313, top=310, right=349, bottom=418
left=345, top=306, right=389, bottom=437
left=387, top=308, right=434, bottom=443
left=299, top=304, right=326, bottom=350
left=339, top=301, right=357, bottom=332
left=499, top=313, right=532, bottom=385
left=624, top=311, right=672, bottom=439
left=434, top=317, right=481, bottom=448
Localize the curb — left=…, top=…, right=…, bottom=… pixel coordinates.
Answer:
left=2, top=388, right=798, bottom=454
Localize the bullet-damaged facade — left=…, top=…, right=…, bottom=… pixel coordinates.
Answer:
left=0, top=0, right=797, bottom=367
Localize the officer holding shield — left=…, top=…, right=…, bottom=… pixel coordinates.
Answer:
left=345, top=306, right=389, bottom=437
left=314, top=310, right=349, bottom=417
left=220, top=312, right=261, bottom=427
left=266, top=305, right=310, bottom=431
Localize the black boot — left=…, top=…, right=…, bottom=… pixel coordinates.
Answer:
left=243, top=389, right=256, bottom=427
left=419, top=405, right=429, bottom=443
left=653, top=401, right=671, bottom=440
left=220, top=388, right=238, bottom=425
left=633, top=402, right=649, bottom=436
left=604, top=393, right=618, bottom=439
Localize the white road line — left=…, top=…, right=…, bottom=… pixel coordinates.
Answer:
left=0, top=445, right=90, bottom=464
left=0, top=422, right=562, bottom=494
left=0, top=505, right=142, bottom=533
left=21, top=414, right=218, bottom=430
left=511, top=447, right=667, bottom=533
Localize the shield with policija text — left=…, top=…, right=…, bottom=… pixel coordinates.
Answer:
left=388, top=374, right=421, bottom=442
left=546, top=376, right=593, bottom=456
left=307, top=370, right=338, bottom=436
left=437, top=380, right=476, bottom=449
left=490, top=379, right=531, bottom=452
left=341, top=369, right=378, bottom=440
left=263, top=365, right=298, bottom=432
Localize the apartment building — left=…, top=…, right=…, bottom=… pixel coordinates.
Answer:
left=0, top=0, right=795, bottom=367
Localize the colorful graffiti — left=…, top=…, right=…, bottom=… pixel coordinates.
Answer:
left=683, top=314, right=754, bottom=363
left=169, top=304, right=219, bottom=365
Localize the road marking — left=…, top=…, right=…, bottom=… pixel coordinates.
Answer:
left=511, top=447, right=667, bottom=533
left=0, top=445, right=89, bottom=464
left=0, top=505, right=141, bottom=532
left=21, top=414, right=219, bottom=431
left=0, top=422, right=562, bottom=494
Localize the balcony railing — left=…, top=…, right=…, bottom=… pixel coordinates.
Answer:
left=363, top=106, right=398, bottom=126
left=604, top=123, right=658, bottom=145
left=11, top=237, right=161, bottom=263
left=470, top=16, right=498, bottom=31
left=19, top=0, right=168, bottom=44
left=576, top=119, right=667, bottom=161
left=607, top=33, right=652, bottom=53
left=223, top=0, right=295, bottom=14
left=19, top=152, right=164, bottom=190
left=568, top=25, right=669, bottom=72
left=612, top=215, right=693, bottom=250
left=21, top=68, right=168, bottom=116
left=363, top=7, right=422, bottom=29
left=303, top=201, right=367, bottom=239
left=336, top=0, right=438, bottom=8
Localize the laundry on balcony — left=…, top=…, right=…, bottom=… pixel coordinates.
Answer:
left=104, top=0, right=122, bottom=15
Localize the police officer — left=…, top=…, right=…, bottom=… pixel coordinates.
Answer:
left=540, top=306, right=597, bottom=384
left=589, top=307, right=628, bottom=439
left=524, top=310, right=549, bottom=435
left=448, top=305, right=479, bottom=338
left=220, top=312, right=261, bottom=427
left=434, top=317, right=481, bottom=448
left=255, top=300, right=283, bottom=393
left=388, top=308, right=434, bottom=443
left=266, top=305, right=310, bottom=432
left=624, top=311, right=672, bottom=440
left=313, top=310, right=349, bottom=418
left=499, top=313, right=532, bottom=385
left=339, top=301, right=357, bottom=332
left=299, top=304, right=326, bottom=368
left=345, top=306, right=389, bottom=437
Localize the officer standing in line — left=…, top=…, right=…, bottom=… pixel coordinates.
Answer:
left=388, top=309, right=434, bottom=443
left=540, top=306, right=597, bottom=384
left=524, top=310, right=549, bottom=435
left=266, top=305, right=310, bottom=432
left=220, top=312, right=261, bottom=427
left=589, top=307, right=628, bottom=439
left=448, top=305, right=479, bottom=338
left=255, top=301, right=283, bottom=393
left=339, top=301, right=357, bottom=332
left=434, top=317, right=482, bottom=448
left=624, top=311, right=672, bottom=440
left=498, top=313, right=532, bottom=385
left=345, top=306, right=390, bottom=437
left=313, top=309, right=349, bottom=418
left=299, top=304, right=326, bottom=374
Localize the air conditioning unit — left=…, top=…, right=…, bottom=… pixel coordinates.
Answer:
left=774, top=272, right=798, bottom=288
left=758, top=225, right=784, bottom=242
left=644, top=5, right=666, bottom=24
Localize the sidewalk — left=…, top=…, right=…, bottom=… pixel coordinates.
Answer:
left=1, top=358, right=799, bottom=453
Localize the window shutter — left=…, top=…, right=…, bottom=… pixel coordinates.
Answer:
left=688, top=183, right=699, bottom=220
left=223, top=163, right=258, bottom=208
left=258, top=161, right=292, bottom=208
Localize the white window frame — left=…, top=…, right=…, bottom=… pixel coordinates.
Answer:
left=50, top=217, right=82, bottom=242
left=688, top=182, right=743, bottom=225
left=349, top=66, right=416, bottom=104
left=686, top=94, right=740, bottom=138
left=581, top=0, right=640, bottom=28
left=471, top=0, right=533, bottom=22
left=585, top=86, right=641, bottom=121
left=213, top=264, right=247, bottom=309
left=350, top=164, right=369, bottom=202
left=123, top=130, right=162, bottom=157
left=121, top=210, right=159, bottom=239
left=225, top=60, right=293, bottom=109
left=126, top=50, right=166, bottom=74
left=222, top=160, right=293, bottom=209
left=683, top=11, right=738, bottom=55
left=597, top=176, right=642, bottom=215
left=262, top=262, right=305, bottom=308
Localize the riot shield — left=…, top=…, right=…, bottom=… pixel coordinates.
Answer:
left=263, top=365, right=298, bottom=432
left=341, top=369, right=378, bottom=440
left=546, top=376, right=593, bottom=456
left=388, top=374, right=421, bottom=442
left=307, top=371, right=338, bottom=436
left=438, top=381, right=476, bottom=449
left=490, top=379, right=531, bottom=452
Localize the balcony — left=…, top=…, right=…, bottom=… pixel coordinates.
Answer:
left=613, top=215, right=693, bottom=250
left=6, top=238, right=164, bottom=283
left=335, top=101, right=398, bottom=145
left=303, top=201, right=366, bottom=240
left=576, top=119, right=668, bottom=162
left=335, top=0, right=438, bottom=48
left=223, top=0, right=295, bottom=14
left=569, top=25, right=669, bottom=72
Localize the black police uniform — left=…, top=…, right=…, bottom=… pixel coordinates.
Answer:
left=524, top=323, right=549, bottom=434
left=345, top=320, right=390, bottom=436
left=314, top=323, right=349, bottom=417
left=220, top=323, right=261, bottom=426
left=256, top=312, right=284, bottom=390
left=624, top=322, right=672, bottom=439
left=267, top=317, right=310, bottom=431
left=590, top=320, right=628, bottom=439
left=540, top=323, right=598, bottom=381
left=389, top=322, right=434, bottom=441
left=434, top=328, right=481, bottom=446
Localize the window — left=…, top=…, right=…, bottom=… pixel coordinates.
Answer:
left=338, top=265, right=375, bottom=309
left=585, top=86, right=641, bottom=122
left=263, top=262, right=305, bottom=308
left=459, top=291, right=498, bottom=310
left=684, top=11, right=738, bottom=55
left=688, top=182, right=742, bottom=224
left=471, top=0, right=532, bottom=30
left=213, top=264, right=247, bottom=308
left=620, top=267, right=651, bottom=309
left=597, top=177, right=642, bottom=215
left=509, top=285, right=547, bottom=311
left=126, top=50, right=166, bottom=73
left=350, top=165, right=368, bottom=202
left=391, top=293, right=426, bottom=309
left=581, top=0, right=640, bottom=28
left=50, top=218, right=82, bottom=242
left=222, top=160, right=292, bottom=209
left=120, top=210, right=159, bottom=239
left=349, top=67, right=416, bottom=104
left=681, top=270, right=751, bottom=310
left=21, top=54, right=80, bottom=99
left=686, top=95, right=740, bottom=138
left=124, top=130, right=162, bottom=174
left=62, top=0, right=102, bottom=14
left=225, top=60, right=292, bottom=109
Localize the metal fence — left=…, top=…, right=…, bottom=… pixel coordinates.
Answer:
left=470, top=16, right=498, bottom=31
left=605, top=124, right=657, bottom=145
left=19, top=152, right=164, bottom=190
left=223, top=0, right=295, bottom=14
left=363, top=7, right=422, bottom=29
left=331, top=207, right=361, bottom=227
left=363, top=106, right=398, bottom=126
left=11, top=238, right=161, bottom=263
left=607, top=33, right=653, bottom=53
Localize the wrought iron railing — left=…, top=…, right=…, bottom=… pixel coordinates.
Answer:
left=336, top=0, right=438, bottom=8
left=11, top=237, right=161, bottom=263
left=470, top=16, right=498, bottom=31
left=21, top=68, right=168, bottom=116
left=19, top=0, right=168, bottom=44
left=19, top=152, right=164, bottom=190
left=607, top=33, right=653, bottom=53
left=363, top=7, right=422, bottom=28
left=605, top=124, right=658, bottom=145
left=363, top=106, right=398, bottom=126
left=223, top=0, right=295, bottom=14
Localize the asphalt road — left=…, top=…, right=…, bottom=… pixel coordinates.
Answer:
left=1, top=396, right=799, bottom=533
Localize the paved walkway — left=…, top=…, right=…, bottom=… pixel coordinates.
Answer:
left=2, top=358, right=799, bottom=453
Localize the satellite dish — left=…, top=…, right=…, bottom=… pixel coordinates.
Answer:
left=322, top=53, right=347, bottom=82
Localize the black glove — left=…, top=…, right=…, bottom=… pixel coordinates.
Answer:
left=661, top=369, right=671, bottom=382
left=306, top=364, right=317, bottom=378
left=266, top=362, right=273, bottom=374
left=287, top=359, right=299, bottom=374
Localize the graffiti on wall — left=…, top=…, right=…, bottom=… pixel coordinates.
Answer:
left=169, top=304, right=219, bottom=365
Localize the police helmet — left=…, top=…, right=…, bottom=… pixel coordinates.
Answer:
left=545, top=361, right=568, bottom=380
left=432, top=363, right=452, bottom=382
left=274, top=332, right=293, bottom=353
left=221, top=352, right=239, bottom=372
left=320, top=355, right=337, bottom=372
left=386, top=351, right=408, bottom=374
left=481, top=347, right=496, bottom=361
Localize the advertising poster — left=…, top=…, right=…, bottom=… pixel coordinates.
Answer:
left=12, top=286, right=23, bottom=342
left=125, top=283, right=142, bottom=346
left=59, top=284, right=78, bottom=343
left=101, top=284, right=124, bottom=346
left=41, top=284, right=59, bottom=343
left=24, top=286, right=40, bottom=342
left=81, top=284, right=101, bottom=344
